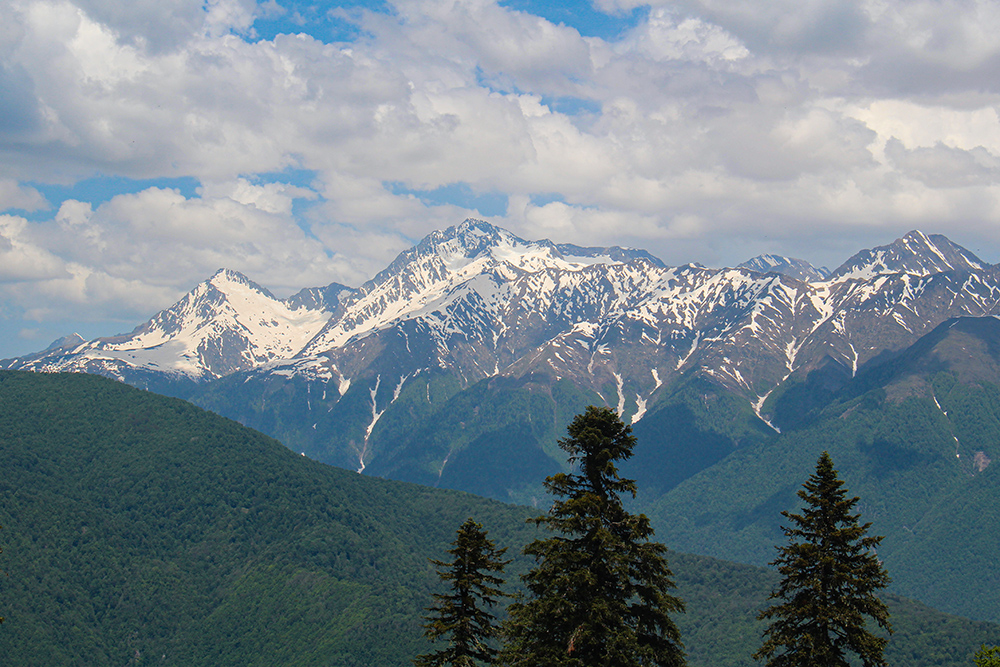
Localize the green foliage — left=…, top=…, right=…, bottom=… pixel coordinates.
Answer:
left=648, top=370, right=1000, bottom=623
left=974, top=645, right=1000, bottom=667
left=0, top=523, right=4, bottom=625
left=415, top=518, right=510, bottom=667
left=500, top=406, right=685, bottom=667
left=1, top=370, right=997, bottom=667
left=192, top=368, right=603, bottom=504
left=0, top=370, right=536, bottom=666
left=627, top=376, right=774, bottom=497
left=756, top=452, right=891, bottom=667
left=369, top=375, right=601, bottom=504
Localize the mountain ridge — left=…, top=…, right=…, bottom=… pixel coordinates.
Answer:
left=7, top=223, right=1000, bottom=625
left=9, top=223, right=993, bottom=395
left=7, top=222, right=1000, bottom=477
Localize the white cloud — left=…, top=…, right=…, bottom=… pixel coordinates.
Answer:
left=849, top=101, right=1000, bottom=155
left=622, top=8, right=749, bottom=64
left=0, top=180, right=47, bottom=211
left=4, top=0, right=1000, bottom=347
left=0, top=214, right=68, bottom=282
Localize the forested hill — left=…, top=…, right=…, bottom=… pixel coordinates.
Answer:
left=0, top=370, right=995, bottom=666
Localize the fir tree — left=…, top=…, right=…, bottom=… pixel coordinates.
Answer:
left=975, top=645, right=1000, bottom=667
left=499, top=406, right=685, bottom=667
left=414, top=518, right=510, bottom=667
left=755, top=451, right=891, bottom=667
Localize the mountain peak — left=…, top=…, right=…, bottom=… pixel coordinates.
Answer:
left=830, top=230, right=987, bottom=280
left=739, top=254, right=829, bottom=282
left=454, top=217, right=510, bottom=239
left=206, top=268, right=276, bottom=298
left=45, top=333, right=86, bottom=352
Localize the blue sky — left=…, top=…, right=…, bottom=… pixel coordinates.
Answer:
left=2, top=0, right=1000, bottom=357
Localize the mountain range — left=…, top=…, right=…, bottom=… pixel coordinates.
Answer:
left=6, top=220, right=1000, bottom=622
left=7, top=222, right=997, bottom=476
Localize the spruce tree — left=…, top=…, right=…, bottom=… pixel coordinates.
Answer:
left=975, top=645, right=1000, bottom=667
left=414, top=518, right=510, bottom=667
left=499, top=406, right=685, bottom=667
left=755, top=451, right=891, bottom=667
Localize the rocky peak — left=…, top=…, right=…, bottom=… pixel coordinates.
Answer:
left=739, top=254, right=829, bottom=282
left=830, top=230, right=987, bottom=281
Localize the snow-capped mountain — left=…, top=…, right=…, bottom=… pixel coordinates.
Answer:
left=301, top=220, right=663, bottom=354
left=6, top=221, right=1000, bottom=484
left=829, top=230, right=986, bottom=280
left=276, top=224, right=1000, bottom=423
left=10, top=269, right=351, bottom=381
left=9, top=222, right=998, bottom=402
left=10, top=221, right=1000, bottom=624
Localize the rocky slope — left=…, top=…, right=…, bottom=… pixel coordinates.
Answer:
left=6, top=221, right=999, bottom=485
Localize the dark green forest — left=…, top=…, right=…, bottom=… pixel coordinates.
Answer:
left=0, top=370, right=996, bottom=665
left=648, top=319, right=1000, bottom=623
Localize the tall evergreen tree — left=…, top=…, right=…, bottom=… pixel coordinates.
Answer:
left=755, top=451, right=891, bottom=667
left=414, top=518, right=510, bottom=667
left=500, top=406, right=685, bottom=667
left=974, top=645, right=1000, bottom=667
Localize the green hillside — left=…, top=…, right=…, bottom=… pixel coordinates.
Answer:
left=0, top=370, right=535, bottom=665
left=0, top=370, right=995, bottom=665
left=192, top=369, right=603, bottom=505
left=649, top=317, right=1000, bottom=622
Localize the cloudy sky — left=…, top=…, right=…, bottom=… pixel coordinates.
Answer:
left=2, top=0, right=1000, bottom=357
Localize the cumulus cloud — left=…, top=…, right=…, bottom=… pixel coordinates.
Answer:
left=0, top=180, right=47, bottom=211
left=3, top=0, right=1000, bottom=350
left=42, top=185, right=343, bottom=290
left=885, top=139, right=1000, bottom=188
left=0, top=214, right=68, bottom=282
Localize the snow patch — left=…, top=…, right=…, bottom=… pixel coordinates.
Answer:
left=357, top=375, right=386, bottom=473
left=632, top=394, right=647, bottom=424
left=614, top=372, right=626, bottom=416
left=752, top=392, right=780, bottom=433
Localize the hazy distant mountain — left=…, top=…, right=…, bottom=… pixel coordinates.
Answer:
left=738, top=254, right=829, bottom=282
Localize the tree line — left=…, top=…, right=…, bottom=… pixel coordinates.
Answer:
left=414, top=406, right=908, bottom=667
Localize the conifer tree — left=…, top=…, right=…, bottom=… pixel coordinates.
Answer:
left=755, top=451, right=891, bottom=667
left=975, top=645, right=1000, bottom=667
left=500, top=406, right=685, bottom=667
left=414, top=518, right=509, bottom=667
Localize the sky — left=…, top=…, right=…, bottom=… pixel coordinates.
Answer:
left=3, top=0, right=1000, bottom=357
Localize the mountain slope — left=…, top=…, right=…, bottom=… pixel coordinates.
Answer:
left=176, top=226, right=1000, bottom=497
left=0, top=369, right=996, bottom=667
left=7, top=269, right=350, bottom=383
left=0, top=370, right=534, bottom=665
left=738, top=254, right=829, bottom=282
left=9, top=222, right=1000, bottom=510
left=646, top=317, right=1000, bottom=622
left=830, top=230, right=987, bottom=280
